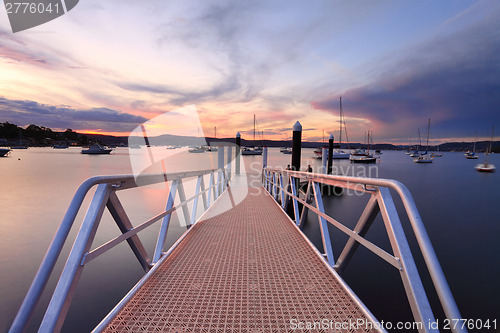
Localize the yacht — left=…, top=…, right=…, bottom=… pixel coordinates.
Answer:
left=0, top=148, right=11, bottom=157
left=81, top=144, right=112, bottom=154
left=475, top=126, right=495, bottom=172
left=413, top=119, right=433, bottom=163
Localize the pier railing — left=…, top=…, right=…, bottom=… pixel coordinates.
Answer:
left=10, top=168, right=229, bottom=333
left=263, top=168, right=466, bottom=333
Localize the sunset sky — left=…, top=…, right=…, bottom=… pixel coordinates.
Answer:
left=1, top=0, right=499, bottom=144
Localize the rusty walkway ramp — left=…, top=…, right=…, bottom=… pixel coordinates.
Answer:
left=99, top=183, right=381, bottom=332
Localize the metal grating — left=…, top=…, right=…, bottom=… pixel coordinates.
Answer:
left=102, top=183, right=380, bottom=332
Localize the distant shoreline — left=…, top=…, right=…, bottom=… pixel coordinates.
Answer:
left=1, top=121, right=498, bottom=152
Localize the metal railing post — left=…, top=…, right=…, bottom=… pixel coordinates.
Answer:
left=190, top=176, right=203, bottom=225
left=312, top=181, right=335, bottom=267
left=227, top=146, right=232, bottom=183
left=9, top=178, right=98, bottom=333
left=377, top=187, right=437, bottom=332
left=321, top=147, right=327, bottom=174
left=39, top=183, right=112, bottom=333
left=153, top=179, right=179, bottom=263
left=290, top=176, right=300, bottom=225
left=177, top=179, right=190, bottom=227
left=279, top=173, right=286, bottom=208
left=217, top=147, right=224, bottom=196
left=207, top=172, right=214, bottom=207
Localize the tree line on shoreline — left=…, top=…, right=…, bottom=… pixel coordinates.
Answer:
left=0, top=122, right=90, bottom=146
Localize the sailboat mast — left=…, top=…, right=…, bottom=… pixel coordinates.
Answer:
left=426, top=119, right=430, bottom=153
left=490, top=125, right=495, bottom=154
left=473, top=131, right=477, bottom=153
left=367, top=132, right=370, bottom=153
left=418, top=128, right=422, bottom=152
left=339, top=97, right=342, bottom=145
left=253, top=114, right=256, bottom=143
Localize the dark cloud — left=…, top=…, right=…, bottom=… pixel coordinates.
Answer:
left=312, top=14, right=500, bottom=139
left=0, top=97, right=148, bottom=132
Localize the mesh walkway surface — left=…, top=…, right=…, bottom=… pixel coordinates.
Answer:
left=102, top=179, right=381, bottom=332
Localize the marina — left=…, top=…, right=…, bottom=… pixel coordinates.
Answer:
left=1, top=2, right=499, bottom=331
left=1, top=139, right=499, bottom=332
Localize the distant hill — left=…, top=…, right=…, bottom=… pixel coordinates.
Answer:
left=1, top=121, right=498, bottom=151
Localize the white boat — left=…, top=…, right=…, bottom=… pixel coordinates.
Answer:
left=465, top=151, right=478, bottom=159
left=81, top=144, right=112, bottom=154
left=0, top=148, right=11, bottom=157
left=241, top=147, right=262, bottom=155
left=414, top=119, right=433, bottom=163
left=350, top=132, right=376, bottom=163
left=351, top=149, right=368, bottom=156
left=332, top=151, right=350, bottom=159
left=314, top=98, right=351, bottom=160
left=315, top=148, right=350, bottom=159
left=465, top=132, right=478, bottom=159
left=280, top=147, right=292, bottom=154
left=206, top=127, right=219, bottom=151
left=413, top=155, right=433, bottom=163
left=188, top=147, right=205, bottom=153
left=350, top=154, right=377, bottom=163
left=242, top=115, right=263, bottom=156
left=476, top=125, right=495, bottom=172
left=333, top=97, right=350, bottom=159
left=475, top=163, right=495, bottom=172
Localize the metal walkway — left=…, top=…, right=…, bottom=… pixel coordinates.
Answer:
left=100, top=180, right=381, bottom=332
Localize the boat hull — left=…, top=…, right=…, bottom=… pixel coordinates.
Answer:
left=81, top=150, right=112, bottom=154
left=188, top=149, right=205, bottom=153
left=332, top=153, right=350, bottom=159
left=0, top=148, right=10, bottom=157
left=413, top=157, right=433, bottom=163
left=475, top=164, right=495, bottom=172
left=81, top=144, right=112, bottom=154
left=350, top=155, right=376, bottom=163
left=242, top=150, right=262, bottom=155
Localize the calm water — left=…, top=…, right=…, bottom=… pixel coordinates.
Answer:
left=0, top=147, right=499, bottom=332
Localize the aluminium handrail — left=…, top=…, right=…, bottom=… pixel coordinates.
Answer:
left=10, top=168, right=229, bottom=333
left=263, top=168, right=466, bottom=333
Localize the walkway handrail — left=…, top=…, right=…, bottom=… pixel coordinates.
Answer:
left=10, top=168, right=229, bottom=333
left=263, top=168, right=466, bottom=333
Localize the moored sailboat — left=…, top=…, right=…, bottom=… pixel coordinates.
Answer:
left=465, top=132, right=478, bottom=159
left=414, top=119, right=433, bottom=163
left=475, top=125, right=496, bottom=172
left=350, top=131, right=376, bottom=163
left=242, top=114, right=263, bottom=155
